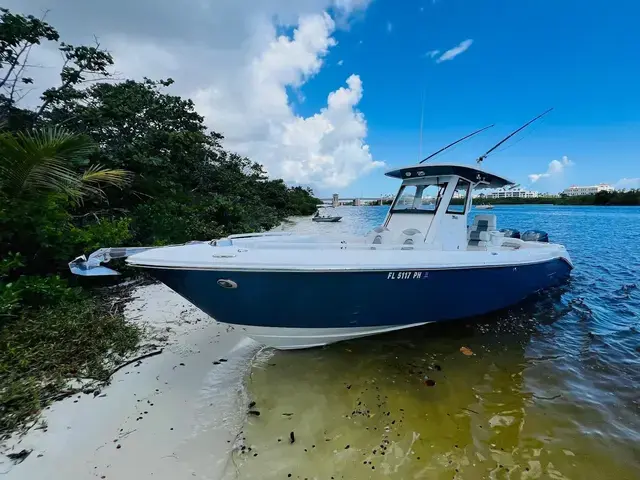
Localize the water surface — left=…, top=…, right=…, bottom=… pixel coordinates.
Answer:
left=233, top=206, right=640, bottom=479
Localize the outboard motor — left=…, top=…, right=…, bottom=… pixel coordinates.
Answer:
left=522, top=230, right=549, bottom=243
left=499, top=228, right=521, bottom=239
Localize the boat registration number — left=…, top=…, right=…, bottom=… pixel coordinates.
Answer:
left=387, top=271, right=428, bottom=280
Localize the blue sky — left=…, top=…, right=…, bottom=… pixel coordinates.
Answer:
left=296, top=0, right=640, bottom=197
left=10, top=0, right=640, bottom=197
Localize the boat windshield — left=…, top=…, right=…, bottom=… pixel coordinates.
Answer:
left=446, top=178, right=471, bottom=214
left=391, top=183, right=447, bottom=213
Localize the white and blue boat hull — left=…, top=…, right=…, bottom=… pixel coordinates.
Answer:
left=143, top=258, right=571, bottom=349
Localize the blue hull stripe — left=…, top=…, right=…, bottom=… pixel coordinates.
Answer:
left=148, top=259, right=571, bottom=329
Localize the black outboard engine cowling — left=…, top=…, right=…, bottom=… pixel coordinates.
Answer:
left=522, top=230, right=549, bottom=243
left=499, top=228, right=521, bottom=239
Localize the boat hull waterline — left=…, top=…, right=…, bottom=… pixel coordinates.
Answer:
left=144, top=258, right=571, bottom=349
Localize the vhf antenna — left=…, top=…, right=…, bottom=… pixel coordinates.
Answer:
left=476, top=108, right=553, bottom=164
left=419, top=124, right=495, bottom=164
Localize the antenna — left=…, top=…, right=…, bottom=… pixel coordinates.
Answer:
left=476, top=108, right=553, bottom=164
left=419, top=124, right=495, bottom=164
left=418, top=86, right=426, bottom=160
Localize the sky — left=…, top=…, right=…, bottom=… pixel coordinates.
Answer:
left=7, top=0, right=640, bottom=197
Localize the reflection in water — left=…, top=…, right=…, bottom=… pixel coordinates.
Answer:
left=229, top=206, right=640, bottom=479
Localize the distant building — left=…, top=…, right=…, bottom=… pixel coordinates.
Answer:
left=486, top=188, right=539, bottom=199
left=562, top=184, right=614, bottom=196
left=332, top=193, right=339, bottom=207
left=353, top=198, right=361, bottom=206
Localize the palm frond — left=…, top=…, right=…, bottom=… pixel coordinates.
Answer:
left=78, top=164, right=133, bottom=200
left=0, top=126, right=133, bottom=202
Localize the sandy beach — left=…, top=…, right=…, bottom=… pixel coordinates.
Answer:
left=1, top=283, right=260, bottom=480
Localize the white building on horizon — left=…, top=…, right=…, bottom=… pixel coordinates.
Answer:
left=485, top=188, right=539, bottom=199
left=562, top=184, right=614, bottom=196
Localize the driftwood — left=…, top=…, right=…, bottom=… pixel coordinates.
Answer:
left=107, top=349, right=164, bottom=378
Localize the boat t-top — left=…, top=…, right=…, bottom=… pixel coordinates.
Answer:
left=69, top=111, right=572, bottom=350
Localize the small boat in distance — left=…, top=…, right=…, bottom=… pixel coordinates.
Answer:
left=476, top=204, right=494, bottom=210
left=312, top=205, right=342, bottom=222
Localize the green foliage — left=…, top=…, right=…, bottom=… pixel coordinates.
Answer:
left=0, top=192, right=131, bottom=275
left=0, top=296, right=141, bottom=438
left=0, top=126, right=132, bottom=202
left=0, top=274, right=82, bottom=318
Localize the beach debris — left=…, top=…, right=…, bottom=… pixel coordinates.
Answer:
left=248, top=410, right=261, bottom=416
left=425, top=379, right=436, bottom=387
left=433, top=364, right=442, bottom=371
left=7, top=449, right=32, bottom=464
left=248, top=401, right=256, bottom=408
left=213, top=361, right=221, bottom=365
left=219, top=358, right=228, bottom=362
left=289, top=431, right=296, bottom=444
left=346, top=384, right=352, bottom=389
left=460, top=346, right=474, bottom=356
left=282, top=413, right=293, bottom=417
left=107, top=349, right=164, bottom=378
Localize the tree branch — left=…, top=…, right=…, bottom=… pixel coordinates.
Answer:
left=8, top=44, right=34, bottom=103
left=0, top=41, right=30, bottom=90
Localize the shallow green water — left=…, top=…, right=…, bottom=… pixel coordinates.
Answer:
left=232, top=206, right=640, bottom=479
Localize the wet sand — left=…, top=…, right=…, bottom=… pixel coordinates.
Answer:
left=1, top=283, right=259, bottom=479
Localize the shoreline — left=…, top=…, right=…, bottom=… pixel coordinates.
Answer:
left=1, top=283, right=259, bottom=479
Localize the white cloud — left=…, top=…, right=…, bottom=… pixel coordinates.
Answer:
left=425, top=49, right=440, bottom=58
left=528, top=156, right=574, bottom=183
left=436, top=39, right=474, bottom=63
left=6, top=0, right=379, bottom=190
left=334, top=0, right=372, bottom=12
left=614, top=178, right=640, bottom=190
left=191, top=11, right=383, bottom=188
left=278, top=75, right=384, bottom=187
left=386, top=21, right=393, bottom=33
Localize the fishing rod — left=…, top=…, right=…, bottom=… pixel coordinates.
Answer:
left=476, top=108, right=553, bottom=164
left=419, top=124, right=495, bottom=164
